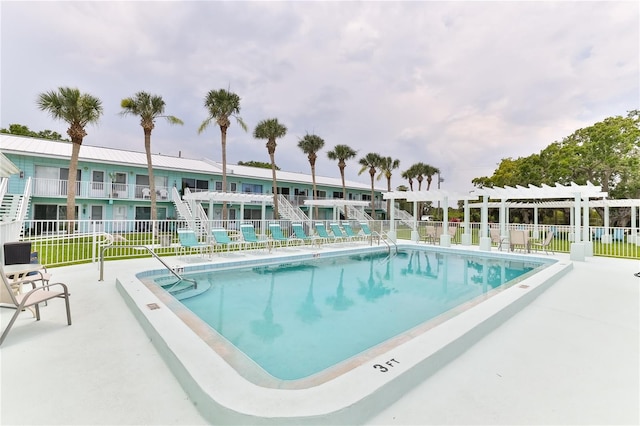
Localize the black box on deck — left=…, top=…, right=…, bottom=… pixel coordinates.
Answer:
left=3, top=241, right=32, bottom=265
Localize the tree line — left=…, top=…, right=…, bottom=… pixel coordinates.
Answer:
left=3, top=87, right=441, bottom=225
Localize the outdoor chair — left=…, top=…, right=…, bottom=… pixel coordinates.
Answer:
left=423, top=225, right=438, bottom=244
left=531, top=231, right=554, bottom=255
left=291, top=223, right=324, bottom=247
left=329, top=223, right=355, bottom=243
left=342, top=223, right=366, bottom=242
left=240, top=224, right=272, bottom=252
left=211, top=228, right=244, bottom=254
left=1, top=263, right=71, bottom=346
left=509, top=229, right=530, bottom=253
left=176, top=229, right=210, bottom=258
left=315, top=223, right=344, bottom=244
left=489, top=228, right=508, bottom=251
left=269, top=223, right=303, bottom=248
left=447, top=225, right=458, bottom=243
left=359, top=222, right=381, bottom=244
left=142, top=187, right=151, bottom=199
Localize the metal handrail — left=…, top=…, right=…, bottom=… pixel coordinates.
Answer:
left=99, top=244, right=197, bottom=291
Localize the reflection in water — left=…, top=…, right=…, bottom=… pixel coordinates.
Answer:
left=326, top=268, right=354, bottom=311
left=358, top=257, right=393, bottom=301
left=297, top=269, right=322, bottom=323
left=250, top=274, right=283, bottom=342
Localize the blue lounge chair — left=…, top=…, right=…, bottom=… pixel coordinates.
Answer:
left=342, top=223, right=366, bottom=242
left=240, top=224, right=272, bottom=252
left=316, top=222, right=344, bottom=243
left=269, top=223, right=303, bottom=248
left=330, top=223, right=356, bottom=243
left=176, top=229, right=210, bottom=258
left=291, top=223, right=324, bottom=247
left=211, top=228, right=244, bottom=254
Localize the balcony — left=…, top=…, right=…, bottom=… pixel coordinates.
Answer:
left=31, top=178, right=173, bottom=202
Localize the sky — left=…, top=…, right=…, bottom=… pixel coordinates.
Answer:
left=1, top=1, right=638, bottom=193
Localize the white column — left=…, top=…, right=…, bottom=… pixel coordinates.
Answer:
left=440, top=196, right=451, bottom=247
left=411, top=200, right=419, bottom=241
left=479, top=195, right=491, bottom=251
left=570, top=192, right=585, bottom=261
left=631, top=205, right=639, bottom=245
left=388, top=198, right=397, bottom=242
left=583, top=198, right=593, bottom=256
left=461, top=199, right=471, bottom=245
left=601, top=202, right=611, bottom=244
left=533, top=206, right=539, bottom=239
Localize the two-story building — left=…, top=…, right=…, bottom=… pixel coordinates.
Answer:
left=1, top=134, right=386, bottom=230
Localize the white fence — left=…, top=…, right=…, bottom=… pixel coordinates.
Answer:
left=3, top=219, right=638, bottom=268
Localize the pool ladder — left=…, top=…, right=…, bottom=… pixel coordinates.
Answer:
left=99, top=245, right=197, bottom=291
left=369, top=230, right=398, bottom=255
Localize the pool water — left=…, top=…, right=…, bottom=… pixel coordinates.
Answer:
left=152, top=248, right=547, bottom=381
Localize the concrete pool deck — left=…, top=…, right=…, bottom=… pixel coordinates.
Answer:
left=1, top=243, right=638, bottom=425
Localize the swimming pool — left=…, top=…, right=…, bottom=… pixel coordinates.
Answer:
left=149, top=249, right=546, bottom=384
left=117, top=243, right=572, bottom=424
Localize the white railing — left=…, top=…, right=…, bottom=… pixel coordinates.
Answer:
left=277, top=194, right=309, bottom=222
left=4, top=219, right=637, bottom=268
left=30, top=178, right=173, bottom=201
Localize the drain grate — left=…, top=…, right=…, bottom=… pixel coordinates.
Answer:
left=146, top=303, right=160, bottom=310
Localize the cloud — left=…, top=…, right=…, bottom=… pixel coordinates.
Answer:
left=1, top=1, right=638, bottom=194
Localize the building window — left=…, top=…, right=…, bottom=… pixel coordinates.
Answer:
left=242, top=183, right=263, bottom=193
left=333, top=191, right=343, bottom=199
left=215, top=181, right=223, bottom=191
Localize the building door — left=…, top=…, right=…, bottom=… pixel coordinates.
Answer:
left=90, top=205, right=104, bottom=232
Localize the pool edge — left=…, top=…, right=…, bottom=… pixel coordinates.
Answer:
left=116, top=249, right=573, bottom=425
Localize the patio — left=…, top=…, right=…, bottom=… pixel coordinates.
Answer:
left=1, top=245, right=638, bottom=425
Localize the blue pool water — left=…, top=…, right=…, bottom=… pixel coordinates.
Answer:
left=151, top=248, right=550, bottom=381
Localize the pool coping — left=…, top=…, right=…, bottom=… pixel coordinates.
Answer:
left=116, top=244, right=573, bottom=425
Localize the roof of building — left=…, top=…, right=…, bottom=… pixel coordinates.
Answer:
left=0, top=134, right=380, bottom=191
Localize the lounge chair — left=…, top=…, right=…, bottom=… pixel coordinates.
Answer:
left=489, top=228, right=508, bottom=251
left=342, top=223, right=366, bottom=242
left=211, top=228, right=244, bottom=254
left=315, top=222, right=344, bottom=243
left=531, top=231, right=554, bottom=254
left=509, top=229, right=530, bottom=253
left=240, top=224, right=272, bottom=252
left=359, top=222, right=381, bottom=244
left=291, top=223, right=324, bottom=247
left=447, top=225, right=458, bottom=243
left=176, top=229, right=210, bottom=258
left=269, top=223, right=303, bottom=248
left=330, top=223, right=355, bottom=243
left=1, top=263, right=72, bottom=346
left=423, top=225, right=438, bottom=244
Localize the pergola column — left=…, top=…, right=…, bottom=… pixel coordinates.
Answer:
left=601, top=202, right=611, bottom=244
left=479, top=195, right=491, bottom=251
left=570, top=192, right=586, bottom=261
left=411, top=200, right=419, bottom=242
left=388, top=199, right=397, bottom=242
left=461, top=199, right=471, bottom=245
left=631, top=205, right=639, bottom=245
left=582, top=198, right=593, bottom=256
left=440, top=196, right=451, bottom=247
left=532, top=206, right=539, bottom=239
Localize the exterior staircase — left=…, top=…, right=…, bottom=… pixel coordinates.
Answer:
left=394, top=207, right=415, bottom=227
left=277, top=195, right=309, bottom=222
left=339, top=204, right=373, bottom=222
left=0, top=177, right=32, bottom=241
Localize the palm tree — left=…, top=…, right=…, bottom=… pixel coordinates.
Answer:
left=120, top=92, right=183, bottom=226
left=413, top=162, right=429, bottom=191
left=358, top=153, right=382, bottom=218
left=297, top=133, right=325, bottom=218
left=424, top=164, right=441, bottom=190
left=327, top=144, right=357, bottom=219
left=377, top=156, right=400, bottom=216
left=401, top=165, right=418, bottom=191
left=198, top=89, right=247, bottom=221
left=37, top=87, right=103, bottom=226
left=253, top=118, right=287, bottom=218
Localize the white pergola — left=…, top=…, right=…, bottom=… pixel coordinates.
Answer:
left=183, top=191, right=274, bottom=230
left=469, top=182, right=610, bottom=260
left=383, top=190, right=479, bottom=247
left=303, top=199, right=370, bottom=222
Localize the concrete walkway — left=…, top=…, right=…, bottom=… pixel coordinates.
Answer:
left=1, top=251, right=638, bottom=425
